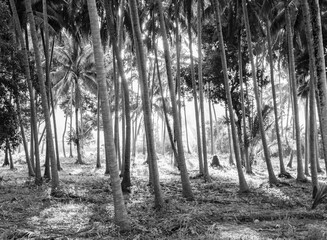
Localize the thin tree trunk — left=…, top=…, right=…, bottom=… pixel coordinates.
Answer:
left=285, top=0, right=306, bottom=181
left=96, top=87, right=101, bottom=168
left=187, top=12, right=203, bottom=175
left=129, top=0, right=164, bottom=208
left=197, top=0, right=210, bottom=181
left=208, top=84, right=214, bottom=155
left=242, top=0, right=278, bottom=184
left=69, top=84, right=74, bottom=158
left=266, top=18, right=287, bottom=176
left=214, top=0, right=249, bottom=192
left=87, top=0, right=131, bottom=230
left=156, top=0, right=194, bottom=199
left=183, top=90, right=191, bottom=154
left=305, top=97, right=310, bottom=176
left=238, top=35, right=251, bottom=174
left=62, top=111, right=68, bottom=158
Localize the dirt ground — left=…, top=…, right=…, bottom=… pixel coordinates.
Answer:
left=0, top=152, right=327, bottom=240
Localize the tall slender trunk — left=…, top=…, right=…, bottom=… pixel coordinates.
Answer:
left=129, top=0, right=164, bottom=208
left=187, top=13, right=203, bottom=175
left=305, top=97, right=310, bottom=175
left=87, top=0, right=130, bottom=230
left=197, top=0, right=210, bottom=181
left=214, top=0, right=249, bottom=192
left=285, top=0, right=306, bottom=181
left=242, top=0, right=278, bottom=184
left=156, top=0, right=194, bottom=199
left=10, top=0, right=41, bottom=183
left=96, top=87, right=101, bottom=168
left=183, top=90, right=191, bottom=154
left=62, top=112, right=68, bottom=158
left=104, top=0, right=131, bottom=192
left=238, top=35, right=251, bottom=173
left=75, top=79, right=83, bottom=164
left=208, top=84, right=214, bottom=155
left=309, top=0, right=327, bottom=174
left=266, top=18, right=287, bottom=175
left=302, top=0, right=319, bottom=192
left=69, top=84, right=74, bottom=158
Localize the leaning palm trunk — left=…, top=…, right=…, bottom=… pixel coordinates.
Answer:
left=25, top=0, right=59, bottom=191
left=242, top=0, right=279, bottom=184
left=285, top=0, right=306, bottom=181
left=266, top=18, right=287, bottom=176
left=301, top=0, right=319, bottom=193
left=86, top=0, right=130, bottom=230
left=308, top=0, right=327, bottom=174
left=104, top=0, right=132, bottom=193
left=156, top=0, right=194, bottom=199
left=214, top=0, right=249, bottom=192
left=129, top=0, right=164, bottom=208
left=10, top=0, right=35, bottom=177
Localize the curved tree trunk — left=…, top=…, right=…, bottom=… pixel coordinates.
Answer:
left=285, top=1, right=306, bottom=181
left=156, top=0, right=194, bottom=199
left=25, top=0, right=59, bottom=190
left=129, top=0, right=164, bottom=209
left=214, top=0, right=249, bottom=192
left=87, top=0, right=131, bottom=230
left=242, top=0, right=279, bottom=184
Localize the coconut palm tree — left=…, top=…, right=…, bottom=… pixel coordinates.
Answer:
left=214, top=0, right=249, bottom=192
left=242, top=0, right=279, bottom=185
left=86, top=0, right=131, bottom=230
left=129, top=0, right=165, bottom=209
left=25, top=0, right=59, bottom=192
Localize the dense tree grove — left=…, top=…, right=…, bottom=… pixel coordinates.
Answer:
left=1, top=0, right=327, bottom=236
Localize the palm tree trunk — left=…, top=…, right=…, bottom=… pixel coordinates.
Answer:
left=129, top=0, right=164, bottom=208
left=187, top=11, right=203, bottom=175
left=69, top=84, right=74, bottom=158
left=238, top=35, right=251, bottom=174
left=156, top=0, right=194, bottom=199
left=104, top=0, right=132, bottom=193
left=266, top=18, right=287, bottom=176
left=309, top=0, right=327, bottom=174
left=305, top=97, right=310, bottom=175
left=285, top=0, right=306, bottom=181
left=197, top=0, right=210, bottom=181
left=75, top=80, right=83, bottom=164
left=183, top=89, right=191, bottom=154
left=214, top=0, right=249, bottom=192
left=208, top=84, right=214, bottom=155
left=62, top=112, right=68, bottom=158
left=10, top=0, right=41, bottom=183
left=25, top=0, right=59, bottom=188
left=87, top=0, right=130, bottom=230
left=96, top=87, right=101, bottom=168
left=242, top=0, right=278, bottom=184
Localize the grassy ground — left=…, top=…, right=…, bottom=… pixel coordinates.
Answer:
left=0, top=152, right=327, bottom=239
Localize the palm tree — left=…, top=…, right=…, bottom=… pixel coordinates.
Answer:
left=25, top=0, right=59, bottom=191
left=285, top=0, right=306, bottom=181
left=309, top=0, right=327, bottom=174
left=9, top=0, right=42, bottom=185
left=262, top=0, right=289, bottom=177
left=86, top=0, right=131, bottom=230
left=52, top=37, right=97, bottom=165
left=214, top=0, right=249, bottom=192
left=185, top=0, right=204, bottom=175
left=242, top=0, right=279, bottom=185
left=104, top=0, right=132, bottom=193
left=129, top=0, right=165, bottom=209
left=197, top=0, right=210, bottom=182
left=156, top=0, right=194, bottom=199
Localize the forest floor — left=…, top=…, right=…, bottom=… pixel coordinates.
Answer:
left=0, top=152, right=327, bottom=240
